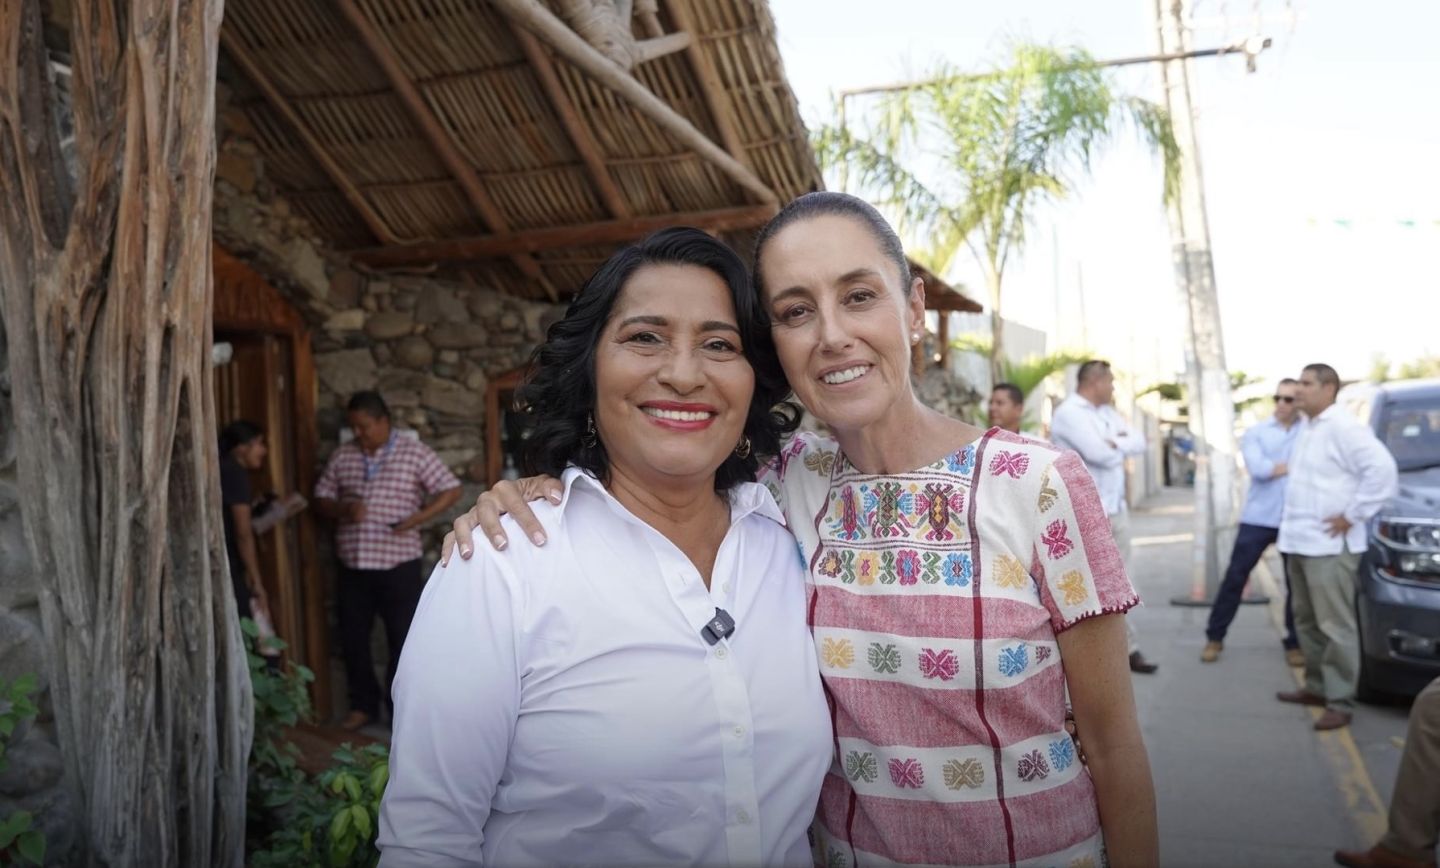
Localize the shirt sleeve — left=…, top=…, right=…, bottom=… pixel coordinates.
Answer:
left=1340, top=425, right=1400, bottom=527
left=1240, top=426, right=1277, bottom=480
left=314, top=451, right=342, bottom=501
left=1051, top=404, right=1124, bottom=470
left=1034, top=450, right=1141, bottom=632
left=220, top=460, right=252, bottom=507
left=1108, top=407, right=1149, bottom=456
left=377, top=550, right=524, bottom=867
left=415, top=443, right=462, bottom=495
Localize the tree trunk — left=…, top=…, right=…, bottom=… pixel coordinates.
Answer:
left=0, top=2, right=250, bottom=866
left=987, top=266, right=1005, bottom=389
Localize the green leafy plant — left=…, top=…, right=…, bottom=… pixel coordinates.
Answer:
left=242, top=619, right=389, bottom=868
left=0, top=674, right=45, bottom=867
left=817, top=41, right=1179, bottom=385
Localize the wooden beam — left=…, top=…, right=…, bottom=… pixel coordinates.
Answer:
left=334, top=0, right=557, bottom=301
left=491, top=0, right=778, bottom=205
left=512, top=27, right=631, bottom=219
left=352, top=204, right=777, bottom=268
left=633, top=31, right=692, bottom=64
left=658, top=0, right=751, bottom=177
left=221, top=30, right=402, bottom=245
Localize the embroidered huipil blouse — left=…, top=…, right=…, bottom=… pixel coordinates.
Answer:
left=760, top=428, right=1139, bottom=868
left=378, top=467, right=832, bottom=867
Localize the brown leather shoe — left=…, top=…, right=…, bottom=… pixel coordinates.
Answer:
left=1315, top=708, right=1353, bottom=731
left=1200, top=641, right=1223, bottom=663
left=1285, top=647, right=1306, bottom=667
left=1129, top=651, right=1159, bottom=674
left=1277, top=689, right=1327, bottom=706
left=341, top=710, right=372, bottom=731
left=1334, top=844, right=1437, bottom=868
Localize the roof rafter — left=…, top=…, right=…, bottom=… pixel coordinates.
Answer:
left=350, top=204, right=777, bottom=268
left=491, top=0, right=778, bottom=206
left=511, top=26, right=631, bottom=220
left=220, top=30, right=403, bottom=246
left=658, top=0, right=752, bottom=178
left=334, top=0, right=559, bottom=301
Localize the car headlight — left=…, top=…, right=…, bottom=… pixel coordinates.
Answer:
left=1376, top=519, right=1440, bottom=550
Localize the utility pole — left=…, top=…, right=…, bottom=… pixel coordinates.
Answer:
left=1153, top=0, right=1243, bottom=606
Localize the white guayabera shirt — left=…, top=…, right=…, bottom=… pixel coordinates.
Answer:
left=1278, top=404, right=1399, bottom=557
left=377, top=466, right=832, bottom=868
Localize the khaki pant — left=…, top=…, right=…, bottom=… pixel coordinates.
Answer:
left=1109, top=510, right=1141, bottom=655
left=1287, top=550, right=1361, bottom=711
left=1380, top=676, right=1440, bottom=860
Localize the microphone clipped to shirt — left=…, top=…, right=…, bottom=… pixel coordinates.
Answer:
left=701, top=608, right=736, bottom=645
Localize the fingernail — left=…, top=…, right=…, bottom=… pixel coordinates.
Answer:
left=459, top=545, right=473, bottom=559
left=491, top=535, right=506, bottom=551
left=547, top=492, right=562, bottom=504
left=530, top=532, right=546, bottom=546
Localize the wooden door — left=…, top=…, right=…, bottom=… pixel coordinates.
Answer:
left=212, top=245, right=330, bottom=718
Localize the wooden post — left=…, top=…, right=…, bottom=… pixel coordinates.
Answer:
left=0, top=1, right=248, bottom=864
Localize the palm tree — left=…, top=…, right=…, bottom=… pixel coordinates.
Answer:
left=816, top=43, right=1180, bottom=385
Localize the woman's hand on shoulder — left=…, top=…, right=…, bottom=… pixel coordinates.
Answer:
left=440, top=475, right=565, bottom=565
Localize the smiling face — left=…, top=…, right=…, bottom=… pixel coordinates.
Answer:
left=592, top=263, right=755, bottom=489
left=758, top=214, right=926, bottom=434
left=235, top=435, right=268, bottom=471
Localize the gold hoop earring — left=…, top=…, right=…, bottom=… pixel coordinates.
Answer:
left=734, top=436, right=752, bottom=459
left=581, top=413, right=598, bottom=448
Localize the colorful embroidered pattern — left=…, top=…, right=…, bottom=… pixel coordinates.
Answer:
left=868, top=643, right=902, bottom=674
left=1041, top=519, right=1074, bottom=560
left=1017, top=749, right=1050, bottom=782
left=768, top=430, right=1139, bottom=867
left=989, top=450, right=1031, bottom=479
left=942, top=758, right=986, bottom=790
left=845, top=750, right=879, bottom=783
left=1058, top=570, right=1090, bottom=606
left=994, top=553, right=1028, bottom=589
left=919, top=648, right=960, bottom=681
left=889, top=758, right=925, bottom=789
left=998, top=644, right=1030, bottom=677
left=943, top=552, right=973, bottom=587
left=1049, top=738, right=1076, bottom=772
left=823, top=638, right=856, bottom=669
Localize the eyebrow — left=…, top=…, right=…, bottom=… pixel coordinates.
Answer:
left=617, top=314, right=740, bottom=334
left=771, top=267, right=889, bottom=304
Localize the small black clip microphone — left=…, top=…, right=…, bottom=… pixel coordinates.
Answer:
left=701, top=608, right=736, bottom=645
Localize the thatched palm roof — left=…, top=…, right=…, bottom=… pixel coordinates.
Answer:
left=218, top=0, right=980, bottom=311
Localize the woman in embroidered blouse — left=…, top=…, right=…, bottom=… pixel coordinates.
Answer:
left=447, top=195, right=1159, bottom=868
left=377, top=229, right=832, bottom=867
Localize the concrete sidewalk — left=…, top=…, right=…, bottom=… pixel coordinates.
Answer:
left=1123, top=486, right=1403, bottom=868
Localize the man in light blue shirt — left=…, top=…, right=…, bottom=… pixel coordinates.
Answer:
left=1201, top=378, right=1303, bottom=663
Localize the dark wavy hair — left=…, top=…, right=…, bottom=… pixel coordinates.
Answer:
left=218, top=419, right=263, bottom=455
left=517, top=227, right=799, bottom=491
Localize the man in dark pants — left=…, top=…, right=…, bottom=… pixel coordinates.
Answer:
left=315, top=391, right=462, bottom=730
left=1202, top=378, right=1303, bottom=664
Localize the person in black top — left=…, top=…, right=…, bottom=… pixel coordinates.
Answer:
left=219, top=420, right=271, bottom=620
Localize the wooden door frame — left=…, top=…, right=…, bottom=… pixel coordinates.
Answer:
left=212, top=244, right=331, bottom=719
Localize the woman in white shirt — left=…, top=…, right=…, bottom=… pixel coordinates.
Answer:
left=377, top=228, right=832, bottom=867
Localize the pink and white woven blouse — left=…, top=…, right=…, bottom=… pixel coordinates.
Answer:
left=759, top=427, right=1140, bottom=868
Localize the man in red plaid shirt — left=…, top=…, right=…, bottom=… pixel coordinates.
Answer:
left=315, top=391, right=462, bottom=730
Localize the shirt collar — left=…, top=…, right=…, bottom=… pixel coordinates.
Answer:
left=1311, top=404, right=1343, bottom=424
left=556, top=465, right=786, bottom=527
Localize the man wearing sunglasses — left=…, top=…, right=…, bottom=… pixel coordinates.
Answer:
left=1202, top=378, right=1305, bottom=664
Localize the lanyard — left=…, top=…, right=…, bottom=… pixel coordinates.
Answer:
left=362, top=432, right=398, bottom=483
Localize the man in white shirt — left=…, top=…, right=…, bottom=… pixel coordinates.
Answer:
left=1050, top=360, right=1158, bottom=674
left=1276, top=363, right=1399, bottom=731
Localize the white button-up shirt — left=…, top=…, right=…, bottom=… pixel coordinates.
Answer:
left=378, top=467, right=832, bottom=868
left=1049, top=394, right=1149, bottom=516
left=1278, top=404, right=1399, bottom=557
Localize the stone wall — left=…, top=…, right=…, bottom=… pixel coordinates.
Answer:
left=212, top=92, right=564, bottom=554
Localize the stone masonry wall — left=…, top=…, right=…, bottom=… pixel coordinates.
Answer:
left=212, top=88, right=564, bottom=555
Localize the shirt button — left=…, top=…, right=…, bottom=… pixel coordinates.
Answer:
left=722, top=581, right=732, bottom=594
left=733, top=725, right=745, bottom=738
left=736, top=809, right=751, bottom=824
left=715, top=646, right=728, bottom=659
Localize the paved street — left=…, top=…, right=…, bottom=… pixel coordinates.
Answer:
left=1126, top=487, right=1414, bottom=867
